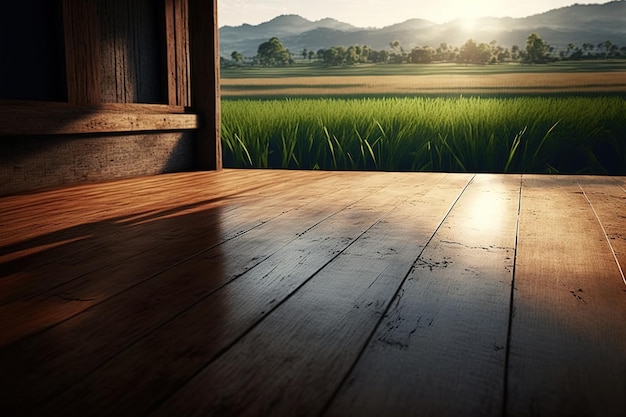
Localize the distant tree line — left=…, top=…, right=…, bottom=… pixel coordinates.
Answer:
left=224, top=33, right=626, bottom=67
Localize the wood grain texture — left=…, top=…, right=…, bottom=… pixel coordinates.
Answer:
left=325, top=174, right=521, bottom=417
left=150, top=174, right=472, bottom=417
left=165, top=0, right=179, bottom=105
left=0, top=171, right=331, bottom=339
left=506, top=175, right=626, bottom=417
left=0, top=100, right=185, bottom=113
left=62, top=0, right=101, bottom=105
left=166, top=0, right=191, bottom=106
left=0, top=171, right=398, bottom=412
left=0, top=104, right=197, bottom=135
left=1, top=171, right=625, bottom=417
left=34, top=173, right=449, bottom=416
left=576, top=177, right=626, bottom=287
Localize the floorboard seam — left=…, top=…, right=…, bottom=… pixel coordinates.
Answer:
left=4, top=179, right=355, bottom=345
left=502, top=174, right=524, bottom=417
left=317, top=174, right=477, bottom=417
left=27, top=180, right=385, bottom=410
left=578, top=182, right=626, bottom=287
left=143, top=182, right=421, bottom=416
left=611, top=177, right=626, bottom=194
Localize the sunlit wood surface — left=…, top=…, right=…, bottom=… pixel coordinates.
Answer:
left=1, top=169, right=625, bottom=417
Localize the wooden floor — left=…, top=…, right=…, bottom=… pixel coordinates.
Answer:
left=1, top=169, right=625, bottom=417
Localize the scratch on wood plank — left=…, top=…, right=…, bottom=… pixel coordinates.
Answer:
left=414, top=256, right=452, bottom=271
left=569, top=288, right=586, bottom=304
left=578, top=183, right=626, bottom=287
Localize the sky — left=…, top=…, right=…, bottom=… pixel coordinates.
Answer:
left=219, top=0, right=610, bottom=28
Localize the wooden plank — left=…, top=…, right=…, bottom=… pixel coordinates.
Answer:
left=3, top=172, right=625, bottom=417
left=165, top=0, right=178, bottom=106
left=127, top=0, right=141, bottom=103
left=147, top=174, right=473, bottom=417
left=98, top=0, right=118, bottom=103
left=505, top=175, right=626, bottom=417
left=325, top=174, right=521, bottom=417
left=0, top=171, right=415, bottom=413
left=613, top=176, right=626, bottom=191
left=165, top=0, right=191, bottom=106
left=0, top=171, right=336, bottom=311
left=0, top=170, right=259, bottom=243
left=0, top=171, right=296, bottom=305
left=577, top=177, right=626, bottom=286
left=188, top=0, right=221, bottom=169
left=0, top=100, right=186, bottom=113
left=175, top=0, right=191, bottom=106
left=0, top=101, right=191, bottom=136
left=111, top=0, right=131, bottom=102
left=62, top=0, right=101, bottom=105
left=0, top=170, right=324, bottom=260
left=29, top=173, right=451, bottom=416
left=0, top=106, right=197, bottom=135
left=100, top=0, right=162, bottom=103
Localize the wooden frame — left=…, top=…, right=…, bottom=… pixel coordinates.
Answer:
left=0, top=0, right=221, bottom=169
left=188, top=0, right=221, bottom=170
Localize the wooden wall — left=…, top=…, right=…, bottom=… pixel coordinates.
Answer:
left=99, top=0, right=168, bottom=104
left=1, top=132, right=195, bottom=195
left=0, top=0, right=220, bottom=195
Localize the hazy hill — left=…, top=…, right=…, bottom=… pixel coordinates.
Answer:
left=220, top=1, right=626, bottom=57
left=219, top=14, right=359, bottom=53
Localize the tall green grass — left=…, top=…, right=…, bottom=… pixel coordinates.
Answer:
left=221, top=96, right=626, bottom=174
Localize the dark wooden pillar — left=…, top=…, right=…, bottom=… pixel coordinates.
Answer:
left=188, top=0, right=222, bottom=170
left=62, top=0, right=101, bottom=105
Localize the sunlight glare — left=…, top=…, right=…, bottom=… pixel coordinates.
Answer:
left=459, top=17, right=477, bottom=32
left=464, top=178, right=509, bottom=235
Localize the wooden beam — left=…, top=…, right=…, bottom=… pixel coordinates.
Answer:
left=0, top=103, right=197, bottom=135
left=187, top=0, right=222, bottom=170
left=62, top=0, right=101, bottom=105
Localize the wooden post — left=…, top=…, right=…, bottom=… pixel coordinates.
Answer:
left=62, top=0, right=101, bottom=105
left=187, top=0, right=222, bottom=170
left=165, top=0, right=190, bottom=107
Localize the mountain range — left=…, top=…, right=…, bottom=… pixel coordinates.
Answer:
left=219, top=1, right=626, bottom=57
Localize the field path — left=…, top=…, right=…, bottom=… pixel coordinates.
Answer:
left=221, top=71, right=626, bottom=96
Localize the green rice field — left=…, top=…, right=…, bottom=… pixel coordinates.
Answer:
left=221, top=62, right=626, bottom=174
